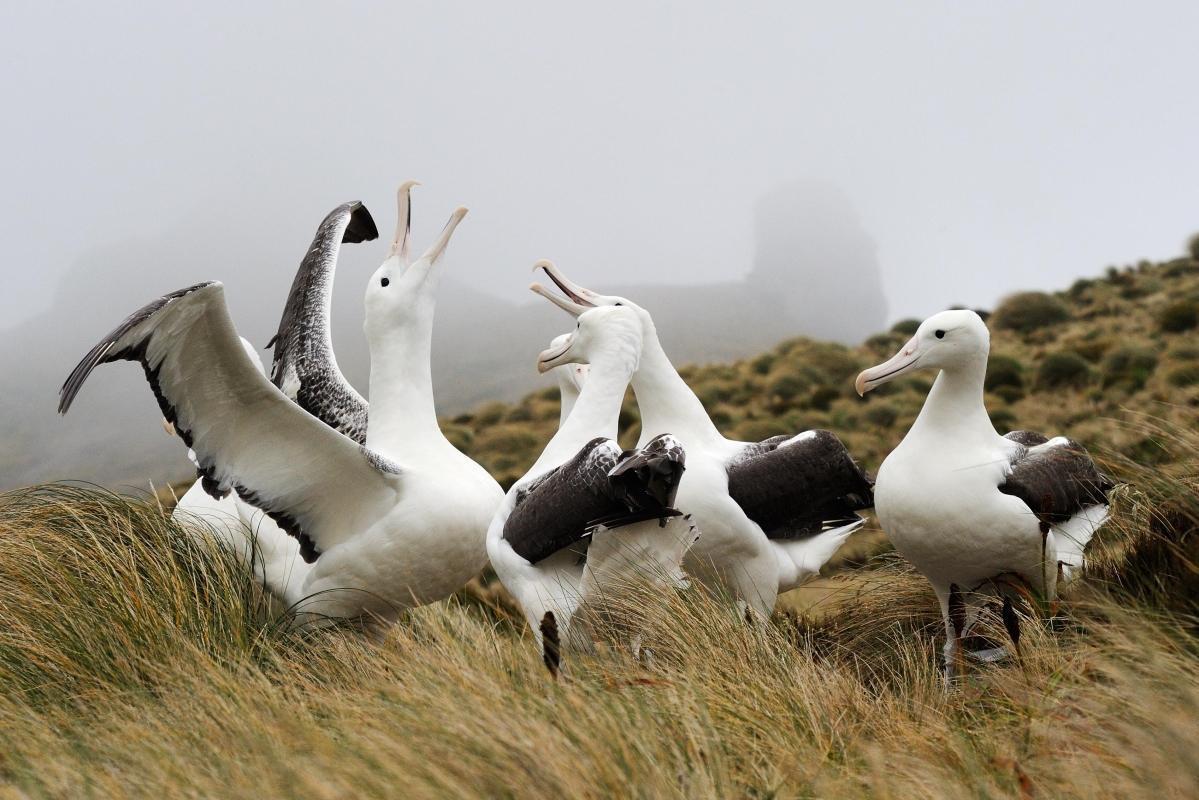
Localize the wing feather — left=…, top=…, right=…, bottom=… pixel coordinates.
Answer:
left=60, top=281, right=400, bottom=563
left=726, top=430, right=874, bottom=540
left=266, top=202, right=377, bottom=443
left=999, top=432, right=1114, bottom=530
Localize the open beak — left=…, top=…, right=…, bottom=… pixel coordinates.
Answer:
left=388, top=180, right=420, bottom=261
left=537, top=334, right=577, bottom=374
left=529, top=260, right=597, bottom=317
left=421, top=206, right=468, bottom=264
left=855, top=337, right=921, bottom=396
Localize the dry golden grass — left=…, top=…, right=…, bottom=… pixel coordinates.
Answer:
left=1, top=436, right=1197, bottom=800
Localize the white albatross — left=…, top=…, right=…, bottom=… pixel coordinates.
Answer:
left=487, top=305, right=699, bottom=660
left=530, top=262, right=874, bottom=617
left=59, top=186, right=503, bottom=628
left=855, top=309, right=1115, bottom=675
left=172, top=200, right=379, bottom=603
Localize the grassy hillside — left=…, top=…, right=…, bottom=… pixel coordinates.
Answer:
left=3, top=247, right=1198, bottom=797
left=449, top=248, right=1199, bottom=491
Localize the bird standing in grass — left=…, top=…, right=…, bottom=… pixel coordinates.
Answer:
left=856, top=309, right=1114, bottom=678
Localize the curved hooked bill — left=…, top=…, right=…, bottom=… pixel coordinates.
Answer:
left=855, top=338, right=920, bottom=396
left=536, top=335, right=575, bottom=373
left=529, top=260, right=598, bottom=317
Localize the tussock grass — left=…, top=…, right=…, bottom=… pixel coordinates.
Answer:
left=1, top=464, right=1197, bottom=797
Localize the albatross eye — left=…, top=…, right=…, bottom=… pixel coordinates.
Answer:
left=614, top=302, right=623, bottom=306
left=380, top=277, right=390, bottom=288
left=935, top=329, right=946, bottom=339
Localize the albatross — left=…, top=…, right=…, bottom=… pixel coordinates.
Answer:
left=172, top=200, right=379, bottom=602
left=530, top=262, right=874, bottom=617
left=487, top=305, right=698, bottom=658
left=855, top=309, right=1114, bottom=675
left=59, top=185, right=503, bottom=627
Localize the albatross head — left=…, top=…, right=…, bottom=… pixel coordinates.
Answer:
left=364, top=181, right=467, bottom=338
left=528, top=260, right=655, bottom=335
left=537, top=305, right=644, bottom=375
left=855, top=309, right=990, bottom=396
left=546, top=333, right=590, bottom=395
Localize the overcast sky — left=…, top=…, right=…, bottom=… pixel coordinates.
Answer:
left=3, top=1, right=1197, bottom=334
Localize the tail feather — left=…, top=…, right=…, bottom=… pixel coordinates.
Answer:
left=772, top=516, right=862, bottom=592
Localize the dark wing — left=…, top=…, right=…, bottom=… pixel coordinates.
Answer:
left=603, top=433, right=686, bottom=526
left=1003, top=430, right=1050, bottom=447
left=59, top=282, right=402, bottom=564
left=266, top=201, right=378, bottom=444
left=999, top=434, right=1114, bottom=530
left=504, top=438, right=623, bottom=564
left=503, top=435, right=689, bottom=564
left=726, top=430, right=875, bottom=540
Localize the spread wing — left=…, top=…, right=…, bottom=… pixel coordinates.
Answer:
left=999, top=432, right=1114, bottom=530
left=59, top=281, right=402, bottom=564
left=266, top=201, right=378, bottom=444
left=726, top=430, right=875, bottom=540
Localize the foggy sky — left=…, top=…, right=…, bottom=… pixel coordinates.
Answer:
left=3, top=1, right=1198, bottom=336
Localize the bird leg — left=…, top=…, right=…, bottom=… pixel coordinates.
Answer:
left=539, top=611, right=561, bottom=681
left=945, top=583, right=967, bottom=683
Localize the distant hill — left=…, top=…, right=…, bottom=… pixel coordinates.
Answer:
left=447, top=248, right=1199, bottom=490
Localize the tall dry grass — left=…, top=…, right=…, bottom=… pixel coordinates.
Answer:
left=1, top=421, right=1197, bottom=798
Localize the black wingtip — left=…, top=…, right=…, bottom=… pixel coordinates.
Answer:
left=342, top=202, right=379, bottom=244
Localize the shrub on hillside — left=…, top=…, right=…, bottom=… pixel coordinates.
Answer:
left=890, top=318, right=921, bottom=336
left=1070, top=336, right=1113, bottom=363
left=1190, top=232, right=1199, bottom=261
left=991, top=291, right=1070, bottom=333
left=1158, top=299, right=1199, bottom=333
left=1036, top=351, right=1094, bottom=390
left=1102, top=346, right=1159, bottom=391
left=988, top=408, right=1017, bottom=432
left=863, top=403, right=898, bottom=429
left=1166, top=365, right=1199, bottom=388
left=808, top=386, right=842, bottom=412
left=864, top=332, right=904, bottom=356
left=750, top=353, right=775, bottom=375
left=984, top=355, right=1024, bottom=392
left=767, top=373, right=810, bottom=403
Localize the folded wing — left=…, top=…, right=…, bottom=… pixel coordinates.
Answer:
left=999, top=432, right=1114, bottom=530
left=59, top=281, right=401, bottom=564
left=726, top=429, right=875, bottom=539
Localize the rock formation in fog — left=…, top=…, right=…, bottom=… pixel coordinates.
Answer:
left=748, top=180, right=888, bottom=344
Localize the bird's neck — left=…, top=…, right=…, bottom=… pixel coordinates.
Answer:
left=630, top=328, right=722, bottom=446
left=907, top=356, right=995, bottom=446
left=529, top=355, right=631, bottom=477
left=365, top=320, right=446, bottom=454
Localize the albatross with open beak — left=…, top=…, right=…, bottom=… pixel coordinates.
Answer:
left=487, top=303, right=698, bottom=662
left=856, top=309, right=1114, bottom=677
left=60, top=184, right=503, bottom=628
left=530, top=261, right=874, bottom=618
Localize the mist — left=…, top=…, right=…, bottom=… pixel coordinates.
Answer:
left=2, top=2, right=1198, bottom=488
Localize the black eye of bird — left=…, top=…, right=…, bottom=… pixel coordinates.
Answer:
left=935, top=329, right=946, bottom=339
left=380, top=277, right=390, bottom=287
left=615, top=302, right=623, bottom=306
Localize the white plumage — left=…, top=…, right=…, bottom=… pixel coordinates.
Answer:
left=857, top=309, right=1114, bottom=673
